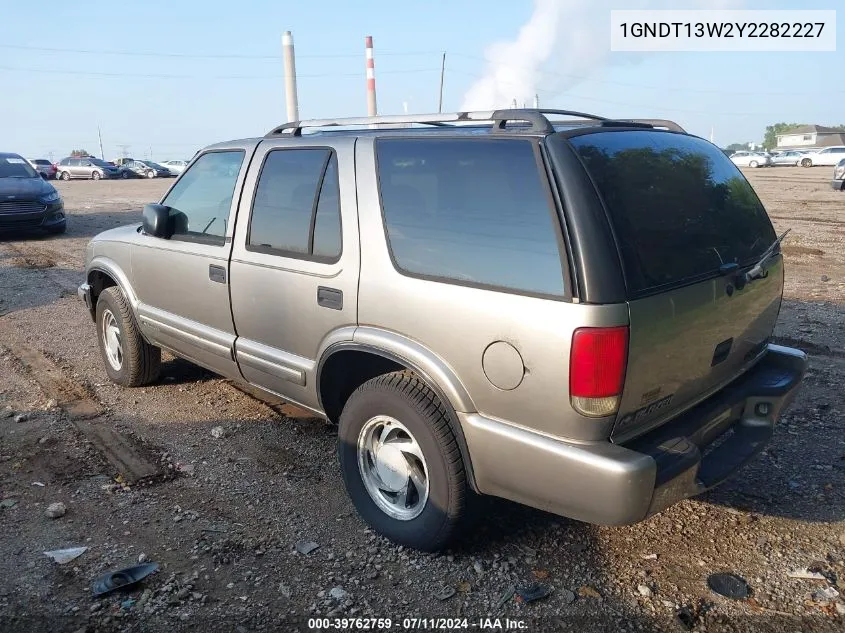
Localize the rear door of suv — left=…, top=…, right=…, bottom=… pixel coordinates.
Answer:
left=562, top=129, right=782, bottom=441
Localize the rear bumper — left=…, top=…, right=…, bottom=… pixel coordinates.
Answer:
left=462, top=343, right=807, bottom=525
left=831, top=179, right=844, bottom=191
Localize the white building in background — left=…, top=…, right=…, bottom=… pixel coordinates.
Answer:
left=776, top=125, right=845, bottom=150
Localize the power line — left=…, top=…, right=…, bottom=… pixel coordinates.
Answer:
left=449, top=53, right=844, bottom=97
left=0, top=43, right=439, bottom=60
left=0, top=65, right=440, bottom=80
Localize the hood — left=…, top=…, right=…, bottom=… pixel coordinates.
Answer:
left=0, top=176, right=54, bottom=200
left=92, top=224, right=142, bottom=244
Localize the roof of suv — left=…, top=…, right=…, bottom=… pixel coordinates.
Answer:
left=206, top=109, right=687, bottom=150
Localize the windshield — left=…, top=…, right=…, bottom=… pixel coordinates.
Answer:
left=569, top=130, right=776, bottom=296
left=0, top=156, right=39, bottom=179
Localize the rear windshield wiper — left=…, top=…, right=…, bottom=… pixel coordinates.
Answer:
left=744, top=228, right=791, bottom=283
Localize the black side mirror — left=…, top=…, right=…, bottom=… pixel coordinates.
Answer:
left=142, top=203, right=173, bottom=238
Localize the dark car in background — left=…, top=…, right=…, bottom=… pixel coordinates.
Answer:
left=833, top=158, right=845, bottom=191
left=121, top=159, right=172, bottom=178
left=0, top=152, right=65, bottom=234
left=56, top=156, right=121, bottom=180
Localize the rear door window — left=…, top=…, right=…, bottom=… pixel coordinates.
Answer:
left=375, top=138, right=565, bottom=297
left=569, top=130, right=776, bottom=296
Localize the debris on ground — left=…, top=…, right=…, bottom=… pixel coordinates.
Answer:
left=812, top=586, right=840, bottom=601
left=494, top=585, right=515, bottom=609
left=328, top=586, right=348, bottom=601
left=435, top=586, right=456, bottom=601
left=560, top=589, right=576, bottom=605
left=707, top=573, right=750, bottom=600
left=517, top=583, right=553, bottom=603
left=641, top=553, right=658, bottom=560
left=531, top=569, right=549, bottom=580
left=32, top=482, right=45, bottom=487
left=44, top=502, right=66, bottom=519
left=92, top=562, right=159, bottom=597
left=0, top=499, right=18, bottom=509
left=295, top=541, right=319, bottom=555
left=786, top=568, right=827, bottom=580
left=637, top=584, right=653, bottom=598
left=576, top=585, right=601, bottom=599
left=210, top=426, right=225, bottom=439
left=43, top=547, right=88, bottom=564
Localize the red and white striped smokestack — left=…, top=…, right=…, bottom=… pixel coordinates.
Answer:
left=365, top=35, right=377, bottom=116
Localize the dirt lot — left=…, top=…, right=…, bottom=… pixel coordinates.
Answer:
left=1, top=168, right=844, bottom=633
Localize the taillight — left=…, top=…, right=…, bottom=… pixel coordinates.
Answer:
left=569, top=326, right=628, bottom=418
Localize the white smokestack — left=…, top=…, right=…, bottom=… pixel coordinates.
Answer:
left=461, top=0, right=744, bottom=111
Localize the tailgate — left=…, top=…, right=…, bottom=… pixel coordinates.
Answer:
left=566, top=129, right=782, bottom=441
left=614, top=260, right=782, bottom=441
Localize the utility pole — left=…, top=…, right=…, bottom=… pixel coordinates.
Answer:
left=438, top=52, right=446, bottom=113
left=533, top=94, right=539, bottom=108
left=282, top=31, right=300, bottom=122
left=118, top=144, right=130, bottom=159
left=98, top=126, right=105, bottom=160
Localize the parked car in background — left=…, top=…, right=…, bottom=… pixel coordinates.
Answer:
left=78, top=110, right=806, bottom=551
left=160, top=160, right=188, bottom=174
left=833, top=158, right=845, bottom=190
left=27, top=158, right=57, bottom=180
left=56, top=156, right=121, bottom=180
left=799, top=146, right=845, bottom=167
left=0, top=152, right=65, bottom=234
left=121, top=160, right=172, bottom=179
left=770, top=150, right=807, bottom=166
left=729, top=151, right=772, bottom=168
left=113, top=157, right=135, bottom=167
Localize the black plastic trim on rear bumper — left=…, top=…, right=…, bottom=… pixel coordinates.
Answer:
left=624, top=344, right=807, bottom=517
left=831, top=179, right=844, bottom=191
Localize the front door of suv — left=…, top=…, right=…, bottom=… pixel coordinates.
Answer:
left=131, top=147, right=251, bottom=378
left=228, top=137, right=359, bottom=413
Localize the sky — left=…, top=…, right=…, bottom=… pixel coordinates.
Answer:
left=1, top=0, right=842, bottom=161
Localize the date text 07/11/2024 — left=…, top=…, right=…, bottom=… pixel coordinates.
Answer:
left=307, top=617, right=529, bottom=630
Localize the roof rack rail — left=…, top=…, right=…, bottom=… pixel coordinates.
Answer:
left=610, top=119, right=686, bottom=133
left=264, top=108, right=610, bottom=137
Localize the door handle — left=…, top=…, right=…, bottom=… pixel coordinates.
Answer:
left=209, top=264, right=226, bottom=284
left=317, top=286, right=343, bottom=310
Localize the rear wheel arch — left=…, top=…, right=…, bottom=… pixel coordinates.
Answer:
left=317, top=344, right=479, bottom=492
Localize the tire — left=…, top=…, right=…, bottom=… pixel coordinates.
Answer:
left=92, top=170, right=101, bottom=180
left=146, top=170, right=155, bottom=179
left=338, top=370, right=467, bottom=552
left=749, top=160, right=758, bottom=168
left=95, top=286, right=161, bottom=387
left=46, top=221, right=66, bottom=235
left=802, top=158, right=813, bottom=168
left=60, top=171, right=71, bottom=181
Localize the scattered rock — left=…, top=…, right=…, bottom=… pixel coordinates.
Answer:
left=44, top=502, right=67, bottom=519
left=138, top=553, right=148, bottom=564
left=838, top=532, right=845, bottom=548
left=472, top=561, right=484, bottom=575
left=560, top=589, right=576, bottom=605
left=295, top=541, right=320, bottom=555
left=328, top=586, right=348, bottom=601
left=642, top=553, right=658, bottom=560
left=278, top=584, right=292, bottom=599
left=637, top=584, right=653, bottom=598
left=821, top=275, right=830, bottom=282
left=14, top=413, right=27, bottom=424
left=0, top=499, right=18, bottom=510
left=210, top=426, right=225, bottom=439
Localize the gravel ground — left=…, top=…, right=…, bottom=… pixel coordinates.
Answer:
left=1, top=169, right=844, bottom=633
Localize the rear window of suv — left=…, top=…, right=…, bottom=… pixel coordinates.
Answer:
left=376, top=138, right=565, bottom=297
left=569, top=130, right=776, bottom=296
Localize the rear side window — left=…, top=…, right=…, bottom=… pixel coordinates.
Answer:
left=569, top=131, right=776, bottom=295
left=247, top=149, right=342, bottom=262
left=376, top=138, right=565, bottom=297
